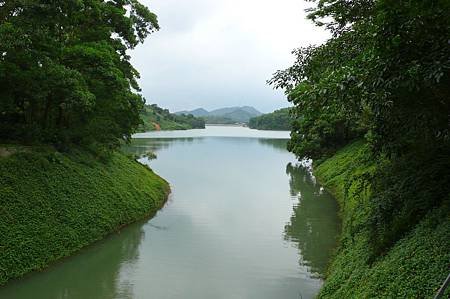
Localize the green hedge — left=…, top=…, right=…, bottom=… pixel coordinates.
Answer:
left=315, top=141, right=450, bottom=298
left=0, top=148, right=169, bottom=285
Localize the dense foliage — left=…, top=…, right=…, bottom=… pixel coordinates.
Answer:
left=270, top=0, right=450, bottom=160
left=0, top=1, right=159, bottom=149
left=270, top=0, right=450, bottom=252
left=0, top=146, right=169, bottom=285
left=248, top=108, right=293, bottom=130
left=270, top=0, right=450, bottom=296
left=139, top=104, right=205, bottom=132
left=315, top=141, right=450, bottom=298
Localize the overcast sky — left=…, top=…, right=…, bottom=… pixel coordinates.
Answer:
left=130, top=0, right=329, bottom=113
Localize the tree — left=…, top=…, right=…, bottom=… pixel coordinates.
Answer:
left=270, top=0, right=450, bottom=159
left=0, top=0, right=159, bottom=150
left=270, top=0, right=450, bottom=256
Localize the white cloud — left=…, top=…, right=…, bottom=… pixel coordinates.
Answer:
left=131, top=0, right=329, bottom=113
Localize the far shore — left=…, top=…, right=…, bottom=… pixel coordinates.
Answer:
left=206, top=123, right=247, bottom=127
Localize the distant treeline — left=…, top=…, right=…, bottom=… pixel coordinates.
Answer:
left=139, top=104, right=205, bottom=132
left=202, top=115, right=237, bottom=125
left=248, top=108, right=292, bottom=130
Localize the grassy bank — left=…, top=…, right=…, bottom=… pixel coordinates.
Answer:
left=0, top=147, right=169, bottom=285
left=315, top=141, right=450, bottom=298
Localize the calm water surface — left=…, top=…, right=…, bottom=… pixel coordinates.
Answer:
left=0, top=126, right=340, bottom=299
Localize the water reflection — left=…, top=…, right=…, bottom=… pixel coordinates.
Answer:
left=133, top=125, right=290, bottom=139
left=125, top=137, right=289, bottom=157
left=257, top=138, right=288, bottom=151
left=284, top=163, right=341, bottom=277
left=0, top=127, right=340, bottom=299
left=122, top=137, right=197, bottom=156
left=0, top=222, right=145, bottom=299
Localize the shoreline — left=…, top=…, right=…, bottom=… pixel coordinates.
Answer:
left=313, top=141, right=450, bottom=298
left=0, top=149, right=170, bottom=286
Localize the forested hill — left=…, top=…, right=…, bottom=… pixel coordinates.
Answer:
left=176, top=106, right=262, bottom=124
left=139, top=104, right=205, bottom=132
left=248, top=108, right=292, bottom=130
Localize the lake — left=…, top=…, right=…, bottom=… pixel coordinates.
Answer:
left=0, top=126, right=340, bottom=299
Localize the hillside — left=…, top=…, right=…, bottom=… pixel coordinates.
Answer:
left=314, top=141, right=450, bottom=298
left=177, top=108, right=209, bottom=117
left=248, top=108, right=293, bottom=130
left=176, top=106, right=262, bottom=124
left=139, top=104, right=205, bottom=132
left=0, top=146, right=169, bottom=285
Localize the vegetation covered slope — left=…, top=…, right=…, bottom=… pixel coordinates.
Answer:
left=248, top=108, right=292, bottom=130
left=269, top=1, right=450, bottom=296
left=139, top=104, right=205, bottom=132
left=314, top=141, right=450, bottom=298
left=0, top=147, right=169, bottom=285
left=0, top=1, right=172, bottom=287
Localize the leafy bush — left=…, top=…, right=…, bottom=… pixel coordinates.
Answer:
left=367, top=146, right=450, bottom=258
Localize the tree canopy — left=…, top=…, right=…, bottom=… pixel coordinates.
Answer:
left=270, top=0, right=450, bottom=260
left=270, top=0, right=450, bottom=160
left=0, top=0, right=159, bottom=150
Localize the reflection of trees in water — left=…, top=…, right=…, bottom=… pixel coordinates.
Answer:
left=1, top=223, right=145, bottom=299
left=257, top=139, right=288, bottom=151
left=49, top=224, right=144, bottom=299
left=125, top=138, right=288, bottom=157
left=284, top=163, right=340, bottom=277
left=122, top=137, right=197, bottom=156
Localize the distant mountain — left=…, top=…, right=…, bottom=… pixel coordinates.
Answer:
left=221, top=109, right=257, bottom=123
left=176, top=106, right=262, bottom=124
left=176, top=108, right=209, bottom=117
